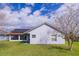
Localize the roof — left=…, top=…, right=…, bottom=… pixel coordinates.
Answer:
left=23, top=23, right=64, bottom=34
left=8, top=22, right=64, bottom=35
left=11, top=29, right=30, bottom=33
left=7, top=29, right=30, bottom=35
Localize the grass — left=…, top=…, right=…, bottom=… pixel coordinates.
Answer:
left=0, top=41, right=79, bottom=56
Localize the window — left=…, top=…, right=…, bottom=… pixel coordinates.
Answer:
left=52, top=35, right=57, bottom=41
left=50, top=35, right=57, bottom=41
left=11, top=35, right=18, bottom=40
left=58, top=35, right=61, bottom=37
left=32, top=35, right=36, bottom=38
left=58, top=34, right=64, bottom=39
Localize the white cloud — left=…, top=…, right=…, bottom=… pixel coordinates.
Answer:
left=33, top=10, right=41, bottom=16
left=54, top=3, right=79, bottom=16
left=0, top=6, right=22, bottom=30
left=0, top=6, right=11, bottom=26
left=0, top=6, right=11, bottom=15
left=33, top=7, right=45, bottom=16
left=2, top=3, right=79, bottom=31
left=50, top=3, right=79, bottom=28
left=0, top=5, right=54, bottom=31
left=20, top=7, right=31, bottom=16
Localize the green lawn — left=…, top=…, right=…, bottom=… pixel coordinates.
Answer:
left=0, top=41, right=79, bottom=56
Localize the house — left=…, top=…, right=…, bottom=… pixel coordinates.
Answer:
left=6, top=23, right=65, bottom=44
left=0, top=30, right=8, bottom=40
left=6, top=29, right=30, bottom=42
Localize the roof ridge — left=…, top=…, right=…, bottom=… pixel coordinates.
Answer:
left=23, top=22, right=64, bottom=34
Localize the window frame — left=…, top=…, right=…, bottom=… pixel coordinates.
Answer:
left=51, top=34, right=57, bottom=41
left=32, top=34, right=36, bottom=38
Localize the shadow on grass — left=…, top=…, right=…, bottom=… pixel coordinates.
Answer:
left=19, top=41, right=29, bottom=44
left=37, top=44, right=69, bottom=51
left=48, top=45, right=69, bottom=51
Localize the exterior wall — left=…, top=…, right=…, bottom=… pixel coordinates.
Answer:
left=29, top=24, right=65, bottom=44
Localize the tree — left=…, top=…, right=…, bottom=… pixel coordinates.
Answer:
left=53, top=5, right=79, bottom=50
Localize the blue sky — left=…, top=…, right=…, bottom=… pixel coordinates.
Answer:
left=0, top=3, right=64, bottom=31
left=16, top=3, right=63, bottom=15
left=0, top=3, right=63, bottom=16
left=0, top=3, right=78, bottom=31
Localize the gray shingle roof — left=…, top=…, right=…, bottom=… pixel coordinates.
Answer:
left=9, top=23, right=64, bottom=35
left=11, top=29, right=30, bottom=33
left=23, top=23, right=64, bottom=34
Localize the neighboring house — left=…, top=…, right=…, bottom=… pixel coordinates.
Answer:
left=6, top=23, right=65, bottom=44
left=0, top=30, right=8, bottom=40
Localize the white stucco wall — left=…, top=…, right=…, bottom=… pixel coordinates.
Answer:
left=29, top=24, right=65, bottom=44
